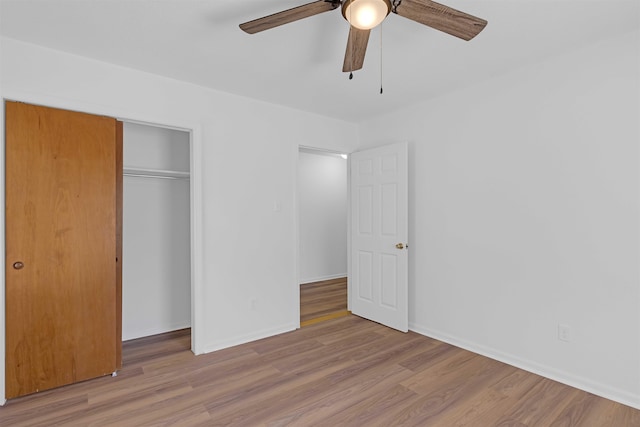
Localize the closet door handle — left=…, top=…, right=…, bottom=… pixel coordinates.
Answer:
left=13, top=261, right=24, bottom=270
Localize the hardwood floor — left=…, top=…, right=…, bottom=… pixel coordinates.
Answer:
left=300, top=277, right=348, bottom=326
left=1, top=316, right=639, bottom=426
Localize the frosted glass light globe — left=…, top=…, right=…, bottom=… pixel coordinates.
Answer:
left=342, top=0, right=391, bottom=30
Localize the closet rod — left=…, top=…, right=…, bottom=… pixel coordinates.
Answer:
left=123, top=172, right=189, bottom=181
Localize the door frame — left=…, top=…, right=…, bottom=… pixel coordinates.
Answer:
left=0, top=93, right=205, bottom=404
left=294, top=145, right=352, bottom=328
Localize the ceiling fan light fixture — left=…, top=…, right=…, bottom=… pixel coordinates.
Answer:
left=342, top=0, right=391, bottom=30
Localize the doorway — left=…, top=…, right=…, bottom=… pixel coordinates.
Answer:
left=298, top=147, right=349, bottom=326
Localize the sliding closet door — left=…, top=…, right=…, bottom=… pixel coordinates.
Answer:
left=5, top=101, right=121, bottom=398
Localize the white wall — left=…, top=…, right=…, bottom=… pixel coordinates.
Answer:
left=122, top=122, right=191, bottom=340
left=357, top=30, right=640, bottom=408
left=0, top=36, right=359, bottom=403
left=124, top=122, right=190, bottom=171
left=298, top=150, right=348, bottom=283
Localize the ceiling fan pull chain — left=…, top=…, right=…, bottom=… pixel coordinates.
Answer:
left=349, top=4, right=354, bottom=80
left=380, top=22, right=384, bottom=94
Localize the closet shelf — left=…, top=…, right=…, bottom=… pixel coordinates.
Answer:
left=123, top=167, right=190, bottom=180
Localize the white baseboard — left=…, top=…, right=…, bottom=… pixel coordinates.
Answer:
left=300, top=273, right=347, bottom=285
left=409, top=322, right=640, bottom=410
left=202, top=323, right=297, bottom=354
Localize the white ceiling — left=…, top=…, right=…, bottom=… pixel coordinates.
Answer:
left=1, top=0, right=638, bottom=123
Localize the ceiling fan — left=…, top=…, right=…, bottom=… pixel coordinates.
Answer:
left=239, top=0, right=487, bottom=73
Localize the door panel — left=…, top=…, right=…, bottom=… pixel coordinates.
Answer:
left=5, top=101, right=120, bottom=398
left=350, top=143, right=408, bottom=332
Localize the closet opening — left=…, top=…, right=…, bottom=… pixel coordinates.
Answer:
left=122, top=122, right=192, bottom=350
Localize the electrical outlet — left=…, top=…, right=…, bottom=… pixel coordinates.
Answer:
left=558, top=324, right=571, bottom=342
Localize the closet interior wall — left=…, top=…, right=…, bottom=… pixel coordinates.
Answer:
left=122, top=122, right=191, bottom=341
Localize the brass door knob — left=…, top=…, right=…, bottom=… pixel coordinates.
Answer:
left=395, top=243, right=404, bottom=250
left=13, top=261, right=24, bottom=270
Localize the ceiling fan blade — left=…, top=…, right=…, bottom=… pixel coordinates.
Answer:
left=240, top=0, right=340, bottom=34
left=392, top=0, right=487, bottom=41
left=343, top=26, right=371, bottom=72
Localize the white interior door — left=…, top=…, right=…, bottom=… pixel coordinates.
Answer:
left=350, top=142, right=408, bottom=332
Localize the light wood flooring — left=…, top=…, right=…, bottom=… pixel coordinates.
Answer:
left=1, top=315, right=638, bottom=426
left=300, top=277, right=348, bottom=326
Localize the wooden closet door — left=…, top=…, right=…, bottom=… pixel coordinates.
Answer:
left=5, top=101, right=121, bottom=398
